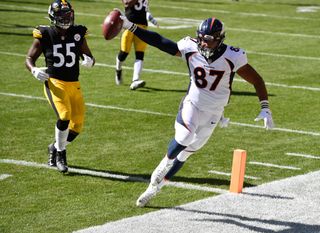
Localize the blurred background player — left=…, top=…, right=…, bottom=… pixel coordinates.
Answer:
left=115, top=0, right=158, bottom=90
left=25, top=0, right=95, bottom=173
left=119, top=14, right=274, bottom=206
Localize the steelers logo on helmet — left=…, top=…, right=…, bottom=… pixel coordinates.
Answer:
left=196, top=18, right=225, bottom=59
left=48, top=0, right=74, bottom=29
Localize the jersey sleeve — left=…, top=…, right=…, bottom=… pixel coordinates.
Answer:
left=177, top=36, right=197, bottom=61
left=32, top=26, right=43, bottom=39
left=81, top=25, right=89, bottom=38
left=233, top=48, right=248, bottom=71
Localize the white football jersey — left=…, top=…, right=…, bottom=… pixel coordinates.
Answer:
left=177, top=36, right=247, bottom=112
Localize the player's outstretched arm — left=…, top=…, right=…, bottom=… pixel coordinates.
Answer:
left=120, top=13, right=180, bottom=56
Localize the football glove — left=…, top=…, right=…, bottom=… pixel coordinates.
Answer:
left=115, top=8, right=136, bottom=31
left=255, top=108, right=274, bottom=130
left=81, top=54, right=94, bottom=68
left=219, top=114, right=230, bottom=128
left=146, top=12, right=158, bottom=27
left=31, top=67, right=49, bottom=82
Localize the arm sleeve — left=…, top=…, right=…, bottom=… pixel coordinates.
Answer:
left=133, top=27, right=179, bottom=56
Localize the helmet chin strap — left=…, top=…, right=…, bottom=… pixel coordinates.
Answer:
left=198, top=38, right=225, bottom=60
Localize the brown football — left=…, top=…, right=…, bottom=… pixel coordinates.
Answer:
left=102, top=10, right=123, bottom=40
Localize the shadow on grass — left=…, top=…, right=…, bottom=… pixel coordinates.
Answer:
left=67, top=165, right=255, bottom=188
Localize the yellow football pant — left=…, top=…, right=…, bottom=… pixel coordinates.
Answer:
left=44, top=78, right=85, bottom=133
left=120, top=24, right=148, bottom=53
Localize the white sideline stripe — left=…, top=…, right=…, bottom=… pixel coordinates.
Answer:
left=0, top=159, right=226, bottom=194
left=157, top=17, right=320, bottom=39
left=1, top=3, right=320, bottom=37
left=2, top=50, right=320, bottom=92
left=74, top=170, right=320, bottom=233
left=229, top=122, right=320, bottom=136
left=86, top=102, right=174, bottom=117
left=0, top=174, right=12, bottom=181
left=1, top=3, right=318, bottom=22
left=249, top=161, right=301, bottom=170
left=286, top=152, right=320, bottom=159
left=1, top=91, right=320, bottom=137
left=167, top=181, right=227, bottom=194
left=208, top=170, right=261, bottom=180
left=247, top=51, right=320, bottom=61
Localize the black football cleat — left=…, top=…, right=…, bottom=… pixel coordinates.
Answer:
left=56, top=150, right=68, bottom=173
left=48, top=143, right=57, bottom=167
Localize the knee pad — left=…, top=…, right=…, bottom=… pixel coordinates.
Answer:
left=174, top=121, right=195, bottom=146
left=135, top=51, right=144, bottom=60
left=118, top=51, right=128, bottom=61
left=56, top=119, right=70, bottom=131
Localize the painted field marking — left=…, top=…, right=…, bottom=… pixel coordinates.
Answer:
left=297, top=6, right=320, bottom=13
left=1, top=91, right=320, bottom=137
left=1, top=50, right=320, bottom=92
left=0, top=159, right=227, bottom=194
left=249, top=161, right=301, bottom=170
left=208, top=170, right=261, bottom=180
left=1, top=3, right=318, bottom=22
left=286, top=152, right=320, bottom=160
left=0, top=174, right=12, bottom=181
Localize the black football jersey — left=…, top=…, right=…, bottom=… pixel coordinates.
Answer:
left=33, top=25, right=88, bottom=81
left=125, top=0, right=148, bottom=25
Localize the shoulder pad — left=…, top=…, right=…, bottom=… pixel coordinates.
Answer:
left=33, top=28, right=42, bottom=39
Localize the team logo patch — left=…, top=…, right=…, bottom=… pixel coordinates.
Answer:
left=74, top=34, right=80, bottom=41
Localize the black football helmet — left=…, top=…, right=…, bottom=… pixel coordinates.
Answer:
left=197, top=17, right=225, bottom=59
left=48, top=0, right=74, bottom=29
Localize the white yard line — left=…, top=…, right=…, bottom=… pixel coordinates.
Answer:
left=208, top=170, right=261, bottom=180
left=286, top=152, right=320, bottom=160
left=0, top=174, right=12, bottom=181
left=1, top=91, right=320, bottom=137
left=73, top=170, right=320, bottom=233
left=1, top=3, right=318, bottom=22
left=249, top=161, right=301, bottom=170
left=0, top=159, right=226, bottom=194
left=1, top=51, right=320, bottom=92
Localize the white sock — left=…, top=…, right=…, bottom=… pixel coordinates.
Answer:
left=150, top=155, right=174, bottom=184
left=132, top=59, right=143, bottom=82
left=116, top=56, right=122, bottom=71
left=54, top=126, right=69, bottom=152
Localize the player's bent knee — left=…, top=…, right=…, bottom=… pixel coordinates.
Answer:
left=69, top=121, right=83, bottom=134
left=118, top=51, right=128, bottom=61
left=174, top=122, right=195, bottom=146
left=56, top=119, right=70, bottom=131
left=177, top=150, right=194, bottom=162
left=167, top=139, right=186, bottom=159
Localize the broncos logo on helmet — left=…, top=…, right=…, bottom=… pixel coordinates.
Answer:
left=196, top=18, right=225, bottom=59
left=48, top=0, right=74, bottom=29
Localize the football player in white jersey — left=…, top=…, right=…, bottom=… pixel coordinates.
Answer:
left=119, top=14, right=274, bottom=207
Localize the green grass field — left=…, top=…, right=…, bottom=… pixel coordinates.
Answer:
left=0, top=0, right=320, bottom=232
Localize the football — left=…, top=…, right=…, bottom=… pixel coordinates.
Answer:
left=102, top=9, right=123, bottom=40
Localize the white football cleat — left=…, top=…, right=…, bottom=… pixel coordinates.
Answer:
left=136, top=180, right=165, bottom=207
left=130, top=80, right=145, bottom=90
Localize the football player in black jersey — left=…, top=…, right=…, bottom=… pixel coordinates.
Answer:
left=25, top=0, right=95, bottom=173
left=115, top=0, right=158, bottom=90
